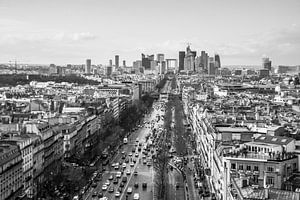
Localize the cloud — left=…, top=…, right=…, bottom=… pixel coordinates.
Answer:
left=71, top=32, right=96, bottom=41
left=0, top=31, right=97, bottom=44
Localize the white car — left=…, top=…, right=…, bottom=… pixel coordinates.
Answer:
left=127, top=187, right=133, bottom=194
left=135, top=153, right=139, bottom=157
left=116, top=171, right=122, bottom=178
left=102, top=184, right=108, bottom=191
left=130, top=162, right=134, bottom=167
left=126, top=169, right=131, bottom=175
left=115, top=191, right=121, bottom=197
left=133, top=193, right=140, bottom=200
left=104, top=180, right=110, bottom=186
left=129, top=153, right=133, bottom=157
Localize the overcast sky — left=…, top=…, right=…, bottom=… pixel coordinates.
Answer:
left=0, top=0, right=300, bottom=66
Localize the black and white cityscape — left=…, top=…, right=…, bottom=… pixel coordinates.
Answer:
left=1, top=0, right=300, bottom=200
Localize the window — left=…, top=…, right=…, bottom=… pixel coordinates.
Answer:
left=271, top=138, right=277, bottom=142
left=239, top=165, right=243, bottom=170
left=267, top=166, right=274, bottom=172
left=231, top=163, right=236, bottom=170
left=281, top=139, right=287, bottom=143
left=254, top=166, right=259, bottom=171
left=266, top=176, right=274, bottom=185
left=246, top=165, right=251, bottom=171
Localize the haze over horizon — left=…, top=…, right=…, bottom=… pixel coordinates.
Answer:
left=0, top=0, right=300, bottom=66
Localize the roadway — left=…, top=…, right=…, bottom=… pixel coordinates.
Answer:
left=83, top=100, right=165, bottom=200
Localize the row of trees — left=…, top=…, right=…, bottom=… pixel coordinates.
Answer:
left=0, top=74, right=99, bottom=87
left=154, top=100, right=173, bottom=200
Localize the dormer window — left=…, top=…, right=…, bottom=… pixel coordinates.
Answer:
left=271, top=138, right=277, bottom=142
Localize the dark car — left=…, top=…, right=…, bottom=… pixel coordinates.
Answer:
left=108, top=187, right=114, bottom=193
left=91, top=182, right=97, bottom=188
left=119, top=182, right=125, bottom=187
left=134, top=182, right=139, bottom=188
left=97, top=192, right=103, bottom=198
left=175, top=182, right=180, bottom=190
left=92, top=192, right=97, bottom=197
left=113, top=178, right=118, bottom=184
left=142, top=182, right=147, bottom=189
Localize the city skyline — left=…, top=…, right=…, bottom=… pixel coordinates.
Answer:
left=0, top=0, right=300, bottom=66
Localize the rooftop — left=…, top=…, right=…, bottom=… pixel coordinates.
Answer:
left=254, top=135, right=294, bottom=146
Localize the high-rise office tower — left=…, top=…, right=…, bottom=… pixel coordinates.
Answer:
left=200, top=51, right=209, bottom=72
left=208, top=57, right=215, bottom=75
left=215, top=54, right=221, bottom=69
left=123, top=60, right=126, bottom=67
left=115, top=55, right=119, bottom=68
left=85, top=59, right=91, bottom=74
left=184, top=45, right=196, bottom=71
left=262, top=57, right=272, bottom=71
left=109, top=59, right=113, bottom=67
left=157, top=54, right=165, bottom=63
left=179, top=51, right=185, bottom=71
left=195, top=56, right=202, bottom=72
left=142, top=54, right=153, bottom=70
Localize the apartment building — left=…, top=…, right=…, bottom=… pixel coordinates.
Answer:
left=0, top=143, right=23, bottom=200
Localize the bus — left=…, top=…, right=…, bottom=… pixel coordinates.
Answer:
left=123, top=137, right=128, bottom=144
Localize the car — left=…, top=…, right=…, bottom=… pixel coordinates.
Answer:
left=142, top=182, right=147, bottom=189
left=116, top=171, right=122, bottom=178
left=108, top=187, right=114, bottom=193
left=113, top=178, right=118, bottom=184
left=122, top=155, right=126, bottom=159
left=143, top=160, right=147, bottom=164
left=114, top=165, right=119, bottom=170
left=133, top=193, right=140, bottom=200
left=147, top=162, right=151, bottom=166
left=91, top=182, right=97, bottom=188
left=97, top=192, right=103, bottom=198
left=108, top=175, right=113, bottom=180
left=175, top=182, right=180, bottom=190
left=122, top=163, right=126, bottom=168
left=138, top=147, right=141, bottom=152
left=126, top=170, right=131, bottom=175
left=122, top=176, right=128, bottom=183
left=102, top=185, right=108, bottom=191
left=129, top=153, right=133, bottom=157
left=134, top=182, right=139, bottom=188
left=95, top=177, right=102, bottom=182
left=134, top=171, right=138, bottom=176
left=119, top=182, right=125, bottom=187
left=125, top=158, right=129, bottom=163
left=132, top=148, right=136, bottom=152
left=122, top=151, right=125, bottom=154
left=92, top=192, right=97, bottom=197
left=115, top=191, right=121, bottom=197
left=135, top=153, right=139, bottom=157
left=111, top=163, right=116, bottom=167
left=133, top=159, right=137, bottom=163
left=127, top=187, right=133, bottom=194
left=118, top=187, right=123, bottom=192
left=104, top=180, right=110, bottom=186
left=130, top=162, right=134, bottom=167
